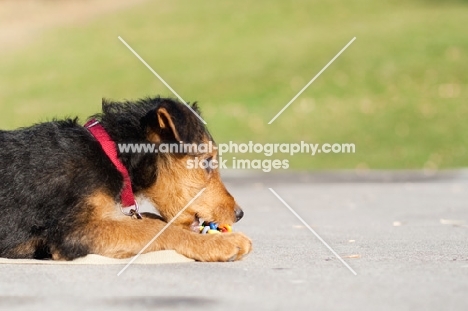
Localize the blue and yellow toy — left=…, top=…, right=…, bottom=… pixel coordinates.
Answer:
left=199, top=222, right=232, bottom=234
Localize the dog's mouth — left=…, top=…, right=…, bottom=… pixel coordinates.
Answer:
left=190, top=215, right=204, bottom=233
left=189, top=212, right=235, bottom=233
left=190, top=215, right=223, bottom=233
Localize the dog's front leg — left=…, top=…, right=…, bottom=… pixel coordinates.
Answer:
left=87, top=216, right=252, bottom=262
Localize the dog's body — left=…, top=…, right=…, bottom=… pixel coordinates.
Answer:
left=0, top=97, right=251, bottom=261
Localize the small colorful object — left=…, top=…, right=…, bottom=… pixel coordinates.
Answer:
left=199, top=221, right=232, bottom=234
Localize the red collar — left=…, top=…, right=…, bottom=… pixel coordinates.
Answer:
left=85, top=119, right=139, bottom=217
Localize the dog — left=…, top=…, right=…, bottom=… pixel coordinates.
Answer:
left=0, top=97, right=252, bottom=261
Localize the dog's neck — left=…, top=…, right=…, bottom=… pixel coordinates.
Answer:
left=85, top=119, right=139, bottom=217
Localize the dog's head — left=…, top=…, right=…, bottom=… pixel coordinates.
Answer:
left=138, top=98, right=243, bottom=231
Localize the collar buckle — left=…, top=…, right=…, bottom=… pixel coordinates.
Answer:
left=120, top=201, right=142, bottom=219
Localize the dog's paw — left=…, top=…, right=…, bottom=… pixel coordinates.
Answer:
left=192, top=232, right=252, bottom=262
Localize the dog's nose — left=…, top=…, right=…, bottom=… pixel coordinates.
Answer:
left=234, top=205, right=244, bottom=222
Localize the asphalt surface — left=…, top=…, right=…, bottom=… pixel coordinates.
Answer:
left=1, top=171, right=467, bottom=311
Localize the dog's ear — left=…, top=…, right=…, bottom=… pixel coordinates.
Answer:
left=144, top=107, right=181, bottom=143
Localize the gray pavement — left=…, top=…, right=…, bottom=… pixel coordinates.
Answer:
left=1, top=171, right=467, bottom=310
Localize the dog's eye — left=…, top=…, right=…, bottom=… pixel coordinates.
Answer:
left=205, top=157, right=213, bottom=174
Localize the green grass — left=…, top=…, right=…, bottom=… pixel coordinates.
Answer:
left=0, top=0, right=467, bottom=170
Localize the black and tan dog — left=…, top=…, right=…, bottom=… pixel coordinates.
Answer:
left=0, top=97, right=252, bottom=261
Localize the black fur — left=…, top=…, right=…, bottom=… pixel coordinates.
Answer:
left=0, top=97, right=206, bottom=259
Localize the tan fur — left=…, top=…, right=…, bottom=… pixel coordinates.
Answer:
left=11, top=239, right=42, bottom=258
left=143, top=150, right=237, bottom=229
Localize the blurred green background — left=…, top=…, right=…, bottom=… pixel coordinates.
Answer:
left=0, top=0, right=466, bottom=170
